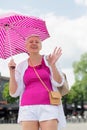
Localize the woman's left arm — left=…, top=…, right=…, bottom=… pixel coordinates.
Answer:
left=47, top=47, right=64, bottom=84
left=50, top=64, right=63, bottom=83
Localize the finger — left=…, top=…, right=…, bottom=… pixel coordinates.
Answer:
left=8, top=65, right=16, bottom=70
left=53, top=47, right=62, bottom=55
left=52, top=47, right=58, bottom=55
left=54, top=48, right=62, bottom=60
left=8, top=63, right=16, bottom=68
left=10, top=58, right=15, bottom=63
left=8, top=60, right=16, bottom=70
left=46, top=54, right=51, bottom=61
left=49, top=54, right=52, bottom=59
left=56, top=47, right=62, bottom=55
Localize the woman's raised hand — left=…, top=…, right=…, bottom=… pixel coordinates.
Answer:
left=47, top=47, right=62, bottom=66
left=8, top=58, right=16, bottom=70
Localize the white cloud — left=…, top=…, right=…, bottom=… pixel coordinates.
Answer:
left=0, top=9, right=15, bottom=15
left=21, top=5, right=41, bottom=16
left=74, top=0, right=87, bottom=6
left=0, top=8, right=26, bottom=17
left=41, top=14, right=87, bottom=66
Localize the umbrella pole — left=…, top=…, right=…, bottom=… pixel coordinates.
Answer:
left=7, top=29, right=14, bottom=60
left=7, top=29, right=15, bottom=69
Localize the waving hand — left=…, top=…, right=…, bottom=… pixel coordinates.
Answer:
left=47, top=47, right=62, bottom=66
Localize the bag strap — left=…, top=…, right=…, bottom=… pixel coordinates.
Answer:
left=30, top=59, right=50, bottom=92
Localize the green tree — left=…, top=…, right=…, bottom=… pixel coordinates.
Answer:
left=72, top=52, right=87, bottom=101
left=2, top=82, right=19, bottom=104
left=63, top=53, right=87, bottom=104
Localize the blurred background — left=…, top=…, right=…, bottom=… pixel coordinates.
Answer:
left=0, top=0, right=87, bottom=124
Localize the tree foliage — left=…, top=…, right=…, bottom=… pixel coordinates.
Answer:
left=63, top=53, right=87, bottom=104
left=2, top=82, right=19, bottom=104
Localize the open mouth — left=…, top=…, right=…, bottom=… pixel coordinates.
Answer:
left=31, top=46, right=38, bottom=49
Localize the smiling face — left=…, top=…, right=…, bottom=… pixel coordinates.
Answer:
left=25, top=36, right=42, bottom=54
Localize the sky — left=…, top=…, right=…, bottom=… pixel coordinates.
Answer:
left=0, top=0, right=87, bottom=87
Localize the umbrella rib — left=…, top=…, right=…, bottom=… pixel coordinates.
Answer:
left=10, top=26, right=25, bottom=40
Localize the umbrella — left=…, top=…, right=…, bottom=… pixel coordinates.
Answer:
left=0, top=13, right=50, bottom=59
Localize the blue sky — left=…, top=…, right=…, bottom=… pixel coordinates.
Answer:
left=0, top=0, right=87, bottom=18
left=0, top=0, right=87, bottom=86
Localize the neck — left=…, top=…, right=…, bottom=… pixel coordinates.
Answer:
left=28, top=53, right=42, bottom=66
left=29, top=53, right=41, bottom=60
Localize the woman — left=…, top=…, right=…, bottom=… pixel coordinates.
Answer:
left=8, top=35, right=66, bottom=130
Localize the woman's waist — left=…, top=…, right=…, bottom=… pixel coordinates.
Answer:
left=20, top=90, right=50, bottom=106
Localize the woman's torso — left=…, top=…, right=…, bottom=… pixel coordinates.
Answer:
left=20, top=57, right=53, bottom=106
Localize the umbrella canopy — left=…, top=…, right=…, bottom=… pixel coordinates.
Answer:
left=0, top=13, right=50, bottom=59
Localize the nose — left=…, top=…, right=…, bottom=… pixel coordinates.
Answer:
left=32, top=41, right=37, bottom=45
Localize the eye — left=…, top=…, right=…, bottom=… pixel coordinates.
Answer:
left=35, top=40, right=40, bottom=43
left=36, top=41, right=39, bottom=43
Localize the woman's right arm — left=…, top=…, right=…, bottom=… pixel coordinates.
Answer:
left=8, top=59, right=18, bottom=95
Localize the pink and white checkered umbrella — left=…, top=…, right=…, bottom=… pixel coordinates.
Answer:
left=0, top=13, right=50, bottom=59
